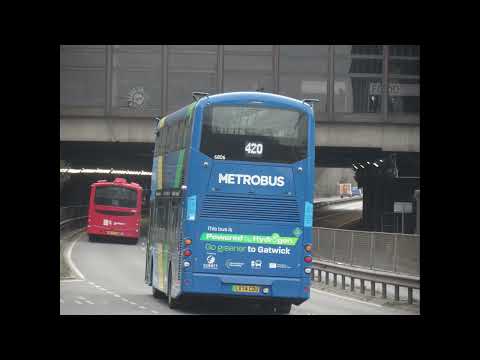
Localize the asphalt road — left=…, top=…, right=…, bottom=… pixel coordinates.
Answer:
left=314, top=199, right=363, bottom=228
left=60, top=231, right=416, bottom=315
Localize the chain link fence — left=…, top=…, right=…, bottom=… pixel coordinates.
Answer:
left=312, top=227, right=420, bottom=276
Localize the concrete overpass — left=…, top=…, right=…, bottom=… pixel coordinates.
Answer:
left=60, top=116, right=419, bottom=153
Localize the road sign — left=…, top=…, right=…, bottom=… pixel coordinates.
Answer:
left=394, top=202, right=412, bottom=214
left=394, top=202, right=412, bottom=234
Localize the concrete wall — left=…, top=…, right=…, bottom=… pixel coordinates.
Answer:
left=316, top=123, right=419, bottom=153
left=61, top=117, right=155, bottom=143
left=314, top=167, right=357, bottom=198
left=61, top=117, right=419, bottom=153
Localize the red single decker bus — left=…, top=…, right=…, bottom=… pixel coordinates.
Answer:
left=87, top=178, right=143, bottom=243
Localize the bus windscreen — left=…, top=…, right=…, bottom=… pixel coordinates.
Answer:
left=94, top=186, right=137, bottom=208
left=200, top=105, right=307, bottom=163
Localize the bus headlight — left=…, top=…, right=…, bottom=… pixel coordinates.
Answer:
left=184, top=261, right=191, bottom=268
left=262, top=288, right=269, bottom=294
left=304, top=268, right=312, bottom=274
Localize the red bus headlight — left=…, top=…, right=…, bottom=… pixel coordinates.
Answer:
left=184, top=249, right=192, bottom=257
left=184, top=239, right=192, bottom=246
left=304, top=256, right=312, bottom=263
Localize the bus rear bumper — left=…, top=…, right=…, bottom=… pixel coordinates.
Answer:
left=87, top=225, right=139, bottom=239
left=182, top=272, right=310, bottom=304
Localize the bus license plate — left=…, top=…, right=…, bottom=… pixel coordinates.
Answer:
left=107, top=231, right=122, bottom=236
left=232, top=285, right=260, bottom=293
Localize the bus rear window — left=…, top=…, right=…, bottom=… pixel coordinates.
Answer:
left=200, top=105, right=308, bottom=163
left=94, top=186, right=138, bottom=208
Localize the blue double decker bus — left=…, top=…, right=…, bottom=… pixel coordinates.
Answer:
left=145, top=91, right=316, bottom=313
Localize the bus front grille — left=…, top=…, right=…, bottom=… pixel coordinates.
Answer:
left=200, top=195, right=300, bottom=223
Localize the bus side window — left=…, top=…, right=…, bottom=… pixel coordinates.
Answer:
left=160, top=127, right=167, bottom=155
left=156, top=202, right=164, bottom=242
left=169, top=123, right=178, bottom=152
left=186, top=109, right=193, bottom=148
left=178, top=120, right=185, bottom=149
left=156, top=128, right=162, bottom=156
left=159, top=198, right=168, bottom=245
left=151, top=198, right=157, bottom=244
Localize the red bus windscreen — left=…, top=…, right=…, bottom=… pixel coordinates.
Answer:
left=94, top=186, right=138, bottom=208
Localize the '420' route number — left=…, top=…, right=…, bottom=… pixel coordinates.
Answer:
left=245, top=142, right=263, bottom=155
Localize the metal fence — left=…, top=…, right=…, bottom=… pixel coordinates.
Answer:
left=312, top=227, right=420, bottom=276
left=60, top=206, right=88, bottom=223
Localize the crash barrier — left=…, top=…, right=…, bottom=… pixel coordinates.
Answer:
left=312, top=227, right=420, bottom=304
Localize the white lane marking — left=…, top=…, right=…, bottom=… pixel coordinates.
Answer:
left=122, top=298, right=129, bottom=302
left=310, top=287, right=382, bottom=307
left=60, top=279, right=84, bottom=283
left=129, top=302, right=137, bottom=305
left=88, top=281, right=95, bottom=285
left=85, top=300, right=94, bottom=305
left=74, top=300, right=83, bottom=305
left=138, top=306, right=146, bottom=310
left=65, top=233, right=85, bottom=280
left=114, top=294, right=121, bottom=298
left=151, top=310, right=159, bottom=314
left=337, top=216, right=362, bottom=228
left=94, top=285, right=101, bottom=288
left=99, top=288, right=107, bottom=291
left=106, top=291, right=114, bottom=295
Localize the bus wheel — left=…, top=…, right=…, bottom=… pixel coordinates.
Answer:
left=88, top=235, right=96, bottom=242
left=167, top=267, right=179, bottom=309
left=152, top=286, right=165, bottom=299
left=274, top=303, right=292, bottom=314
left=260, top=302, right=275, bottom=314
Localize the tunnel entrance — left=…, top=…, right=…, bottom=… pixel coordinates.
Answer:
left=60, top=141, right=154, bottom=206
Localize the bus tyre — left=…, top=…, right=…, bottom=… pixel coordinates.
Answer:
left=274, top=303, right=292, bottom=314
left=152, top=287, right=165, bottom=299
left=88, top=235, right=96, bottom=242
left=260, top=302, right=275, bottom=314
left=167, top=267, right=179, bottom=309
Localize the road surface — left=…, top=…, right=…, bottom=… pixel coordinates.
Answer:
left=60, top=232, right=416, bottom=315
left=314, top=199, right=363, bottom=228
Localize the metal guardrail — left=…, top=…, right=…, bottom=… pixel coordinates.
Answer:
left=60, top=206, right=88, bottom=237
left=312, top=227, right=420, bottom=276
left=312, top=227, right=420, bottom=304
